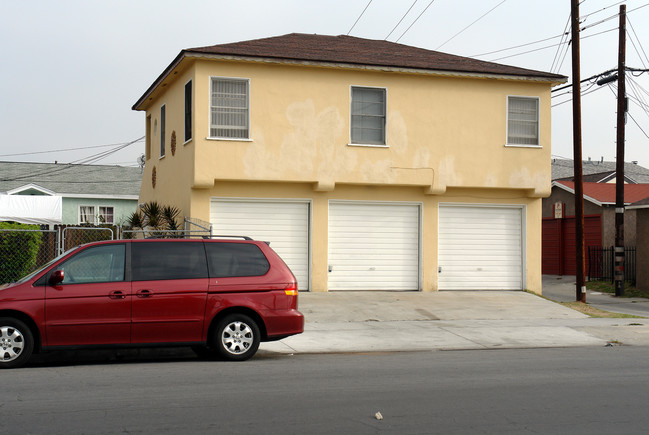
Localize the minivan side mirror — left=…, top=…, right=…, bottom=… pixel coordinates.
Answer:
left=49, top=270, right=64, bottom=286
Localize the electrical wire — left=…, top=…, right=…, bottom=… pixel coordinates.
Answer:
left=551, top=83, right=608, bottom=107
left=627, top=17, right=649, bottom=69
left=605, top=83, right=649, bottom=140
left=0, top=136, right=144, bottom=182
left=488, top=27, right=617, bottom=62
left=385, top=0, right=418, bottom=40
left=471, top=32, right=566, bottom=58
left=347, top=0, right=373, bottom=35
left=396, top=0, right=436, bottom=43
left=435, top=0, right=507, bottom=51
left=0, top=138, right=144, bottom=158
left=550, top=14, right=571, bottom=74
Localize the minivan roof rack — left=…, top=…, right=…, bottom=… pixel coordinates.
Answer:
left=202, top=235, right=253, bottom=240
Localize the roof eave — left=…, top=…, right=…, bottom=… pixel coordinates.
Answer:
left=133, top=51, right=567, bottom=110
left=552, top=181, right=605, bottom=207
left=132, top=50, right=188, bottom=111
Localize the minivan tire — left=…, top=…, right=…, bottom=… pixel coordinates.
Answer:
left=0, top=318, right=34, bottom=369
left=214, top=314, right=260, bottom=361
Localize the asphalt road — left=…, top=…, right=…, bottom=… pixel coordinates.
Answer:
left=3, top=346, right=649, bottom=434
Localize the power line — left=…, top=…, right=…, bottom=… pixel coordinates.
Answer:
left=627, top=17, right=649, bottom=68
left=550, top=14, right=571, bottom=74
left=471, top=31, right=566, bottom=58
left=396, top=0, right=437, bottom=43
left=385, top=0, right=418, bottom=40
left=347, top=0, right=373, bottom=35
left=0, top=136, right=144, bottom=182
left=436, top=0, right=507, bottom=51
left=488, top=27, right=617, bottom=62
left=471, top=2, right=647, bottom=65
left=0, top=138, right=144, bottom=158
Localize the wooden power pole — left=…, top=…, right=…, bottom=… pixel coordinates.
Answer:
left=615, top=5, right=626, bottom=297
left=571, top=0, right=586, bottom=302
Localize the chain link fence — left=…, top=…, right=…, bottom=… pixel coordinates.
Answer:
left=1, top=218, right=213, bottom=284
left=0, top=227, right=58, bottom=284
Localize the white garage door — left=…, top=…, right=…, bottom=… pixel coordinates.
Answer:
left=438, top=205, right=523, bottom=290
left=328, top=202, right=420, bottom=291
left=210, top=200, right=310, bottom=290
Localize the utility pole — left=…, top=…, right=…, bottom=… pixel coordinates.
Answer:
left=614, top=5, right=626, bottom=297
left=571, top=0, right=586, bottom=303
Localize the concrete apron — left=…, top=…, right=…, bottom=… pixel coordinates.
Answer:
left=259, top=291, right=649, bottom=355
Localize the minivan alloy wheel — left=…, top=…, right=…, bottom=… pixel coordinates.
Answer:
left=0, top=326, right=24, bottom=361
left=215, top=314, right=260, bottom=361
left=0, top=318, right=34, bottom=368
left=222, top=321, right=254, bottom=354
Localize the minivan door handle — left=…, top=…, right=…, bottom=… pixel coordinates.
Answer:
left=136, top=289, right=152, bottom=298
left=109, top=290, right=126, bottom=299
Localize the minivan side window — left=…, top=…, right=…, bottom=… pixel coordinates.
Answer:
left=56, top=244, right=125, bottom=284
left=132, top=242, right=208, bottom=281
left=205, top=243, right=270, bottom=278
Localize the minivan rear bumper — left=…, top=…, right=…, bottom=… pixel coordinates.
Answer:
left=263, top=308, right=304, bottom=339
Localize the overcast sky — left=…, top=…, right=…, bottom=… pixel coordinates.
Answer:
left=2, top=0, right=648, bottom=169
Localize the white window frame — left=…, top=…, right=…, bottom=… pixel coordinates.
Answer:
left=160, top=104, right=166, bottom=158
left=506, top=95, right=540, bottom=148
left=349, top=85, right=387, bottom=147
left=208, top=77, right=251, bottom=141
left=79, top=205, right=96, bottom=225
left=97, top=206, right=115, bottom=224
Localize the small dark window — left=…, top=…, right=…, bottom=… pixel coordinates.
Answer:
left=160, top=105, right=166, bottom=157
left=132, top=242, right=208, bottom=281
left=185, top=80, right=192, bottom=142
left=56, top=244, right=125, bottom=284
left=206, top=243, right=270, bottom=278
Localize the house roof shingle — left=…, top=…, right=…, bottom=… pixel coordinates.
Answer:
left=552, top=158, right=649, bottom=183
left=0, top=161, right=142, bottom=197
left=556, top=180, right=649, bottom=205
left=133, top=33, right=566, bottom=110
left=188, top=33, right=565, bottom=79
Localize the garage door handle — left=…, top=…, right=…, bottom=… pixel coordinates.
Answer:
left=109, top=290, right=126, bottom=299
left=136, top=289, right=152, bottom=298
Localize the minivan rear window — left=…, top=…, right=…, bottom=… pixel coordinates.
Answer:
left=205, top=243, right=270, bottom=277
left=132, top=242, right=208, bottom=281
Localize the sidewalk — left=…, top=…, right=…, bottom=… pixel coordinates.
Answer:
left=260, top=282, right=649, bottom=355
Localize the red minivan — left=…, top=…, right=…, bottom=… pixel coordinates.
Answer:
left=0, top=238, right=304, bottom=368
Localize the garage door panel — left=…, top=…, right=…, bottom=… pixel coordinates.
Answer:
left=439, top=205, right=523, bottom=290
left=328, top=203, right=420, bottom=291
left=210, top=200, right=310, bottom=290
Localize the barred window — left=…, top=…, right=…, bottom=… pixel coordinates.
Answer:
left=210, top=78, right=249, bottom=139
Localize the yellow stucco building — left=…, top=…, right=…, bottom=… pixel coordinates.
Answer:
left=132, top=33, right=566, bottom=293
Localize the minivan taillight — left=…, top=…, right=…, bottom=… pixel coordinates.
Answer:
left=284, top=282, right=298, bottom=296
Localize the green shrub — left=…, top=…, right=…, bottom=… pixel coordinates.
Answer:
left=0, top=222, right=43, bottom=284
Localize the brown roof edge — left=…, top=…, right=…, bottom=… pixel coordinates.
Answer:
left=133, top=33, right=567, bottom=111
left=188, top=33, right=566, bottom=79
left=132, top=50, right=188, bottom=111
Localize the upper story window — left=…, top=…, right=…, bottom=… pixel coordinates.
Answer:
left=507, top=96, right=539, bottom=146
left=160, top=104, right=166, bottom=157
left=184, top=80, right=192, bottom=143
left=210, top=78, right=249, bottom=139
left=351, top=86, right=386, bottom=145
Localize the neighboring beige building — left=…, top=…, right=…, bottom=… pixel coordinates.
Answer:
left=132, top=33, right=565, bottom=293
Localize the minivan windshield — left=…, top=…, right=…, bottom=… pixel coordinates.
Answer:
left=13, top=246, right=80, bottom=284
